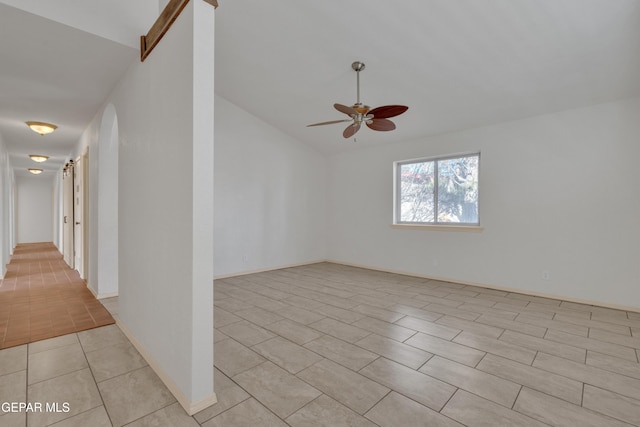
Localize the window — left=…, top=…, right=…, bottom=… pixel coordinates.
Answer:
left=395, top=153, right=479, bottom=225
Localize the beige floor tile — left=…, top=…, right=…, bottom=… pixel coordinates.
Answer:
left=308, top=318, right=371, bottom=343
left=28, top=334, right=79, bottom=355
left=286, top=394, right=377, bottom=427
left=436, top=315, right=504, bottom=338
left=85, top=341, right=148, bottom=382
left=352, top=304, right=405, bottom=323
left=0, top=411, right=26, bottom=427
left=355, top=333, right=432, bottom=369
left=276, top=306, right=326, bottom=325
left=395, top=316, right=461, bottom=340
left=214, top=337, right=266, bottom=377
left=582, top=384, right=640, bottom=426
left=125, top=402, right=200, bottom=427
left=514, top=313, right=589, bottom=336
left=27, top=343, right=88, bottom=385
left=27, top=368, right=102, bottom=427
left=588, top=327, right=640, bottom=349
left=414, top=294, right=466, bottom=308
left=264, top=319, right=322, bottom=345
left=98, top=366, right=176, bottom=427
left=533, top=352, right=640, bottom=401
left=349, top=294, right=397, bottom=309
left=77, top=324, right=129, bottom=353
left=453, top=331, right=536, bottom=365
left=513, top=387, right=631, bottom=427
left=554, top=313, right=632, bottom=335
left=586, top=351, right=640, bottom=380
left=0, top=345, right=27, bottom=376
left=214, top=308, right=243, bottom=327
left=218, top=320, right=276, bottom=346
left=252, top=337, right=323, bottom=374
left=442, top=390, right=547, bottom=427
left=359, top=357, right=456, bottom=411
left=213, top=329, right=228, bottom=343
left=49, top=406, right=112, bottom=427
left=234, top=307, right=284, bottom=326
left=214, top=296, right=254, bottom=312
left=0, top=370, right=26, bottom=408
left=387, top=304, right=442, bottom=322
left=351, top=316, right=417, bottom=342
left=405, top=332, right=485, bottom=367
left=193, top=368, right=250, bottom=424
left=304, top=335, right=379, bottom=371
left=233, top=361, right=321, bottom=419
left=311, top=303, right=366, bottom=324
left=544, top=329, right=637, bottom=361
left=475, top=314, right=547, bottom=338
left=419, top=356, right=521, bottom=407
left=455, top=302, right=519, bottom=319
left=421, top=303, right=482, bottom=321
left=297, top=359, right=389, bottom=415
left=365, top=391, right=463, bottom=427
left=201, top=398, right=288, bottom=427
left=499, top=330, right=586, bottom=362
left=477, top=354, right=583, bottom=405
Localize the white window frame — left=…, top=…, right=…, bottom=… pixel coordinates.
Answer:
left=393, top=152, right=481, bottom=229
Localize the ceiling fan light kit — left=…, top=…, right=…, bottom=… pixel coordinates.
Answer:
left=307, top=61, right=408, bottom=138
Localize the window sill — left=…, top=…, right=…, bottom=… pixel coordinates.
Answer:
left=390, top=224, right=484, bottom=232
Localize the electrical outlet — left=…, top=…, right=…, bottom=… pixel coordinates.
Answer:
left=242, top=255, right=249, bottom=263
left=542, top=270, right=550, bottom=281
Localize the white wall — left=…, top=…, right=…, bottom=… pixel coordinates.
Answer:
left=214, top=95, right=327, bottom=277
left=16, top=174, right=53, bottom=243
left=327, top=97, right=640, bottom=310
left=107, top=0, right=215, bottom=412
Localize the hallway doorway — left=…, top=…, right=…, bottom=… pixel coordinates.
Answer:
left=0, top=242, right=114, bottom=349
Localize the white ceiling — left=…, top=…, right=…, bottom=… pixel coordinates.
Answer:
left=1, top=0, right=639, bottom=179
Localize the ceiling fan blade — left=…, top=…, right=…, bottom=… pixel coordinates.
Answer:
left=366, top=118, right=396, bottom=131
left=368, top=105, right=408, bottom=119
left=343, top=123, right=360, bottom=138
left=334, top=103, right=358, bottom=116
left=307, top=119, right=352, bottom=127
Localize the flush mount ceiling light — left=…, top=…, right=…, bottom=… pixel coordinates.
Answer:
left=29, top=154, right=49, bottom=163
left=26, top=121, right=57, bottom=136
left=28, top=168, right=43, bottom=175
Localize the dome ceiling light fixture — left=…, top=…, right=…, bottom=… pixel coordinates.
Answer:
left=26, top=121, right=57, bottom=136
left=28, top=168, right=43, bottom=175
left=29, top=154, right=49, bottom=163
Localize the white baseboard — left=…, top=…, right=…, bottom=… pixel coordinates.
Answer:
left=326, top=259, right=640, bottom=314
left=86, top=284, right=119, bottom=300
left=214, top=259, right=326, bottom=279
left=115, top=319, right=217, bottom=416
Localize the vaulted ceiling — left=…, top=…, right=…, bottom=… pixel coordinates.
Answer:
left=1, top=0, right=639, bottom=178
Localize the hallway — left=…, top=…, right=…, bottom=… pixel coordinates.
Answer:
left=0, top=243, right=114, bottom=349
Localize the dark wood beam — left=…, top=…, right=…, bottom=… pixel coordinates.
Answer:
left=141, top=0, right=218, bottom=62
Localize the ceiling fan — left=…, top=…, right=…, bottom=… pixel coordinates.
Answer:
left=307, top=61, right=408, bottom=139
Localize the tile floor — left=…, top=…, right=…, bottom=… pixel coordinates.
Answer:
left=0, top=243, right=115, bottom=349
left=1, top=262, right=640, bottom=426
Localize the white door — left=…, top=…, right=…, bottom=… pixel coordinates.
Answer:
left=73, top=151, right=87, bottom=278
left=62, top=162, right=74, bottom=268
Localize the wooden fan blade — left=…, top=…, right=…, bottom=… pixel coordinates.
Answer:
left=334, top=103, right=358, bottom=116
left=366, top=118, right=396, bottom=131
left=307, top=119, right=352, bottom=127
left=343, top=123, right=360, bottom=138
left=368, top=105, right=408, bottom=119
